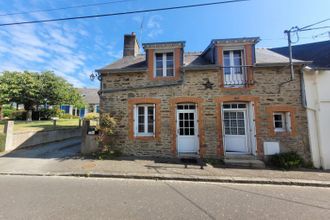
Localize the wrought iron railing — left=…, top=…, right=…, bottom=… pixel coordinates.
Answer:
left=221, top=66, right=253, bottom=87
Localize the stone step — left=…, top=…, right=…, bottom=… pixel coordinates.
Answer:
left=224, top=158, right=265, bottom=169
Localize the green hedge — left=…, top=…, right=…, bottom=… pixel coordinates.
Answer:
left=0, top=133, right=6, bottom=152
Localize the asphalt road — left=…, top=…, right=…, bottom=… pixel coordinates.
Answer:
left=0, top=176, right=329, bottom=220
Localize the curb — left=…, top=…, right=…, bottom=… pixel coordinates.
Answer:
left=1, top=172, right=329, bottom=187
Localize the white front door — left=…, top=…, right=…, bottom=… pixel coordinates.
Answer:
left=176, top=104, right=199, bottom=154
left=222, top=103, right=249, bottom=153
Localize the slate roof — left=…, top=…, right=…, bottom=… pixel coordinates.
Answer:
left=97, top=48, right=306, bottom=73
left=271, top=40, right=330, bottom=69
left=77, top=88, right=99, bottom=104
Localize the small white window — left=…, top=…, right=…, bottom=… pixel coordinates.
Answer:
left=134, top=104, right=155, bottom=136
left=273, top=112, right=291, bottom=132
left=155, top=52, right=174, bottom=77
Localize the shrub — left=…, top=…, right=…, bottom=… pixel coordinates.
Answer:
left=11, top=110, right=26, bottom=120
left=39, top=108, right=62, bottom=120
left=84, top=112, right=99, bottom=121
left=60, top=113, right=79, bottom=119
left=96, top=113, right=117, bottom=153
left=269, top=152, right=303, bottom=170
left=3, top=108, right=15, bottom=118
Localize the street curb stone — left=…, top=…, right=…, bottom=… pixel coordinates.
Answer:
left=0, top=172, right=329, bottom=188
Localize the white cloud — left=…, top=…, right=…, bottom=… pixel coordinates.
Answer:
left=147, top=15, right=163, bottom=38
left=0, top=7, right=91, bottom=87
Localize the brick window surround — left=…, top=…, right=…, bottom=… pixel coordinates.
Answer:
left=214, top=95, right=262, bottom=157
left=147, top=48, right=181, bottom=81
left=169, top=97, right=205, bottom=156
left=128, top=98, right=161, bottom=141
left=266, top=105, right=297, bottom=137
left=217, top=44, right=254, bottom=90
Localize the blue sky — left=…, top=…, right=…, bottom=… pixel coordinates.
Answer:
left=0, top=0, right=329, bottom=88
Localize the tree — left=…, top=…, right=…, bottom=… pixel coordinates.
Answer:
left=0, top=71, right=85, bottom=121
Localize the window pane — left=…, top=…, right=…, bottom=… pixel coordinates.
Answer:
left=155, top=53, right=163, bottom=77
left=189, top=120, right=194, bottom=127
left=166, top=67, right=174, bottom=76
left=148, top=123, right=154, bottom=133
left=238, top=120, right=245, bottom=127
left=238, top=128, right=245, bottom=135
left=224, top=51, right=231, bottom=74
left=223, top=104, right=231, bottom=109
left=274, top=114, right=282, bottom=121
left=166, top=52, right=173, bottom=60
left=231, top=128, right=237, bottom=135
left=275, top=121, right=283, bottom=128
left=238, top=104, right=246, bottom=108
left=190, top=128, right=195, bottom=135
left=138, top=125, right=144, bottom=132
left=156, top=69, right=163, bottom=77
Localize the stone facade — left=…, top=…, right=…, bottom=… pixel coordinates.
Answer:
left=100, top=66, right=310, bottom=160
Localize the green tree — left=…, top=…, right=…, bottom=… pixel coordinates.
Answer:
left=0, top=71, right=85, bottom=121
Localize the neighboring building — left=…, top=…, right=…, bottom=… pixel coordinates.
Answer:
left=96, top=33, right=310, bottom=161
left=61, top=88, right=100, bottom=118
left=273, top=40, right=330, bottom=169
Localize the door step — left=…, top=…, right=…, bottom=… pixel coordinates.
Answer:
left=178, top=152, right=199, bottom=159
left=224, top=155, right=265, bottom=169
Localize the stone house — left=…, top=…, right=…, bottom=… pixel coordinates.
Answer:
left=96, top=33, right=310, bottom=162
left=273, top=40, right=330, bottom=169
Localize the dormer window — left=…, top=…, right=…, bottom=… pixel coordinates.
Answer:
left=223, top=48, right=246, bottom=87
left=155, top=52, right=174, bottom=77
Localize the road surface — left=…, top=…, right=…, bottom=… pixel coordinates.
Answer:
left=0, top=176, right=329, bottom=220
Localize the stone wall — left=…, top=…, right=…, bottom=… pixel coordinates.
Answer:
left=4, top=124, right=81, bottom=151
left=100, top=67, right=310, bottom=160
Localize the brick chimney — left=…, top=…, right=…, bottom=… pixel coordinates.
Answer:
left=123, top=32, right=140, bottom=57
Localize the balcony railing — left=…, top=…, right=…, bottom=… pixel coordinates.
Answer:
left=222, top=66, right=253, bottom=87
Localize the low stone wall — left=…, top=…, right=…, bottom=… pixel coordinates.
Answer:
left=4, top=121, right=81, bottom=151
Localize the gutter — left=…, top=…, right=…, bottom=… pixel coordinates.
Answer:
left=96, top=67, right=147, bottom=74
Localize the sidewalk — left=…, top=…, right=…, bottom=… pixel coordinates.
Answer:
left=0, top=151, right=329, bottom=187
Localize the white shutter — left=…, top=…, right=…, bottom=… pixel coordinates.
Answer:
left=286, top=112, right=292, bottom=132
left=153, top=104, right=156, bottom=137
left=133, top=105, right=137, bottom=137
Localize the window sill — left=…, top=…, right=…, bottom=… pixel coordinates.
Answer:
left=133, top=136, right=157, bottom=141
left=152, top=75, right=178, bottom=81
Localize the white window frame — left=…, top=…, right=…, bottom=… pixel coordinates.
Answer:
left=273, top=112, right=291, bottom=133
left=154, top=51, right=175, bottom=77
left=134, top=104, right=155, bottom=137
left=223, top=48, right=245, bottom=75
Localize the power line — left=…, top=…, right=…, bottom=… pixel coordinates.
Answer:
left=298, top=18, right=330, bottom=31
left=0, top=0, right=249, bottom=27
left=0, top=0, right=135, bottom=17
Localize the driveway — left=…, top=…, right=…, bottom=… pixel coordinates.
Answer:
left=0, top=137, right=81, bottom=159
left=0, top=138, right=81, bottom=174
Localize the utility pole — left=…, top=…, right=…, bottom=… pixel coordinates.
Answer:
left=284, top=29, right=295, bottom=80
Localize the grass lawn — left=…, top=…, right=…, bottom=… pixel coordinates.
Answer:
left=0, top=119, right=83, bottom=132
